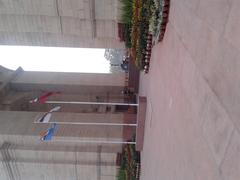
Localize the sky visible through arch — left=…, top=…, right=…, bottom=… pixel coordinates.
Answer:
left=0, top=45, right=110, bottom=73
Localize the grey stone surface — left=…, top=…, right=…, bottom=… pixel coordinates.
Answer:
left=202, top=95, right=234, bottom=166
left=220, top=130, right=240, bottom=180
left=196, top=0, right=231, bottom=34
left=0, top=0, right=57, bottom=16
left=139, top=0, right=240, bottom=179
left=224, top=0, right=240, bottom=50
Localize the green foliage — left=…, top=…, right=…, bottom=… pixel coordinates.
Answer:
left=134, top=0, right=152, bottom=70
left=120, top=0, right=133, bottom=24
left=119, top=0, right=156, bottom=70
left=124, top=24, right=132, bottom=48
left=117, top=169, right=126, bottom=180
left=117, top=139, right=140, bottom=180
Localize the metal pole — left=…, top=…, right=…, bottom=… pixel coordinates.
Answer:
left=47, top=139, right=136, bottom=145
left=34, top=121, right=137, bottom=127
left=45, top=100, right=138, bottom=106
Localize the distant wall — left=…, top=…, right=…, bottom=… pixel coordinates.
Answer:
left=0, top=0, right=124, bottom=48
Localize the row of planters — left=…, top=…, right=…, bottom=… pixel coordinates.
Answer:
left=120, top=0, right=155, bottom=72
left=131, top=0, right=154, bottom=72
left=117, top=143, right=141, bottom=180
left=120, top=0, right=170, bottom=73
left=149, top=0, right=170, bottom=43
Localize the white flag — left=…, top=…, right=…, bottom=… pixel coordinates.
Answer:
left=37, top=106, right=61, bottom=123
left=49, top=106, right=61, bottom=113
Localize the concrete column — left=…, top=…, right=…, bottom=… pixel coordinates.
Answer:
left=0, top=111, right=123, bottom=138
left=10, top=71, right=125, bottom=94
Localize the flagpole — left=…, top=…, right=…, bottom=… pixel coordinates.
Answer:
left=35, top=121, right=137, bottom=127
left=45, top=100, right=138, bottom=106
left=34, top=94, right=139, bottom=145
left=48, top=139, right=136, bottom=145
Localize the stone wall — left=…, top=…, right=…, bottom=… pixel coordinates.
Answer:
left=0, top=0, right=124, bottom=48
left=0, top=110, right=122, bottom=179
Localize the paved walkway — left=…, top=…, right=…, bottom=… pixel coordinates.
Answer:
left=139, top=0, right=240, bottom=179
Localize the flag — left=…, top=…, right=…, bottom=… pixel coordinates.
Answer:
left=40, top=123, right=57, bottom=141
left=37, top=106, right=61, bottom=123
left=29, top=92, right=60, bottom=103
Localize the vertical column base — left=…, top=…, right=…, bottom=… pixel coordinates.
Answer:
left=136, top=96, right=147, bottom=151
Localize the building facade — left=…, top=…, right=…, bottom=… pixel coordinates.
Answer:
left=0, top=0, right=124, bottom=48
left=0, top=66, right=136, bottom=180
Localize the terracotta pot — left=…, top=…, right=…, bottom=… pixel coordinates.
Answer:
left=160, top=26, right=166, bottom=31
left=159, top=35, right=164, bottom=41
left=162, top=12, right=168, bottom=18
left=164, top=0, right=170, bottom=5
left=161, top=18, right=168, bottom=24
left=163, top=6, right=169, bottom=12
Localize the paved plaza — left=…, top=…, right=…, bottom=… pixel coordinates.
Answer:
left=139, top=0, right=240, bottom=179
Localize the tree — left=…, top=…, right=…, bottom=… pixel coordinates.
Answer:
left=104, top=49, right=125, bottom=73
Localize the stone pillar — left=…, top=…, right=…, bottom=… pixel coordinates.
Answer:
left=10, top=71, right=125, bottom=94
left=0, top=111, right=124, bottom=152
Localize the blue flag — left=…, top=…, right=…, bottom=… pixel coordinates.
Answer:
left=40, top=123, right=57, bottom=141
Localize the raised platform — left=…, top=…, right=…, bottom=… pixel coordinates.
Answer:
left=128, top=58, right=140, bottom=93
left=136, top=96, right=147, bottom=151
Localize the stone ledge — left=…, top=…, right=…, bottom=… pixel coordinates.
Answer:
left=136, top=96, right=147, bottom=151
